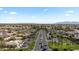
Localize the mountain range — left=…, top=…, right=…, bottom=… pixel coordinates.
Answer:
left=55, top=21, right=79, bottom=24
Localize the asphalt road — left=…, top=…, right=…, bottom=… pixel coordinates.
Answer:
left=33, top=29, right=49, bottom=51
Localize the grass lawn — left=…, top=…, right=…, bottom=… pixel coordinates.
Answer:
left=48, top=41, right=79, bottom=51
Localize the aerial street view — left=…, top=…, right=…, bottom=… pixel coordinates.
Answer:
left=0, top=7, right=79, bottom=51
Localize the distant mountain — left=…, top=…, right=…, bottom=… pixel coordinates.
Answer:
left=55, top=21, right=79, bottom=24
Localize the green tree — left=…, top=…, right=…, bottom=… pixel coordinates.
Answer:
left=0, top=37, right=5, bottom=49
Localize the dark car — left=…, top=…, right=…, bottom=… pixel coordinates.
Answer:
left=44, top=45, right=47, bottom=47
left=41, top=45, right=47, bottom=51
left=39, top=42, right=42, bottom=45
left=42, top=48, right=47, bottom=51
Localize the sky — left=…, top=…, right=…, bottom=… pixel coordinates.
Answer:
left=0, top=7, right=79, bottom=24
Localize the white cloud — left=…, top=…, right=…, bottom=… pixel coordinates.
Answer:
left=3, top=10, right=8, bottom=13
left=9, top=12, right=17, bottom=15
left=32, top=16, right=36, bottom=18
left=65, top=10, right=74, bottom=16
left=67, top=10, right=74, bottom=14
left=8, top=17, right=13, bottom=20
left=0, top=8, right=3, bottom=10
left=65, top=13, right=71, bottom=16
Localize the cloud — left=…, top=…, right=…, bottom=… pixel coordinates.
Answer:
left=65, top=10, right=74, bottom=16
left=3, top=11, right=8, bottom=13
left=9, top=12, right=17, bottom=15
left=65, top=13, right=71, bottom=16
left=32, top=16, right=36, bottom=18
left=8, top=17, right=16, bottom=21
left=8, top=17, right=13, bottom=20
left=0, top=8, right=3, bottom=10
left=67, top=10, right=74, bottom=14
